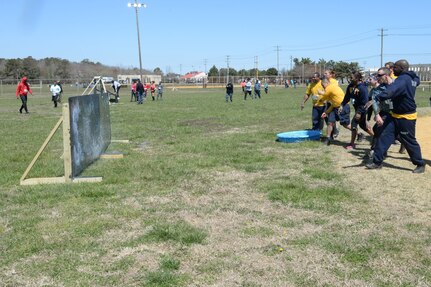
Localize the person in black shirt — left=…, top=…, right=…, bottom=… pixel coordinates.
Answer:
left=136, top=80, right=144, bottom=104
left=225, top=81, right=233, bottom=102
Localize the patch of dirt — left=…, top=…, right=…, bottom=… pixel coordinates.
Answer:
left=416, top=115, right=431, bottom=161
left=330, top=115, right=431, bottom=234
left=178, top=117, right=218, bottom=127
left=177, top=117, right=225, bottom=132
left=169, top=115, right=431, bottom=286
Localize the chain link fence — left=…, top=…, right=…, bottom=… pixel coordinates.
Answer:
left=0, top=78, right=99, bottom=97
left=2, top=76, right=430, bottom=96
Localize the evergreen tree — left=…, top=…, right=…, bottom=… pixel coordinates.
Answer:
left=208, top=65, right=218, bottom=77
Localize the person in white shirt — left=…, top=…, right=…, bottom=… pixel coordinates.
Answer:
left=112, top=80, right=122, bottom=103
left=244, top=78, right=252, bottom=100
left=50, top=81, right=62, bottom=108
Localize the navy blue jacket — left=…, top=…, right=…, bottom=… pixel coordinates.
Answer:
left=375, top=71, right=420, bottom=115
left=341, top=82, right=368, bottom=114
left=226, top=83, right=233, bottom=94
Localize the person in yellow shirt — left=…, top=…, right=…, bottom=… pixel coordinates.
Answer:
left=318, top=78, right=350, bottom=145
left=322, top=69, right=341, bottom=137
left=324, top=69, right=339, bottom=86
left=384, top=62, right=398, bottom=79
left=301, top=72, right=325, bottom=131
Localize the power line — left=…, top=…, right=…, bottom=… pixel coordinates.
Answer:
left=389, top=33, right=431, bottom=36
left=200, top=26, right=431, bottom=72
left=284, top=36, right=376, bottom=52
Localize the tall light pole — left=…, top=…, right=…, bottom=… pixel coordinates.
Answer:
left=128, top=1, right=147, bottom=81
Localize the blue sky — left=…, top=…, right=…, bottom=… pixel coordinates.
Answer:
left=2, top=0, right=431, bottom=74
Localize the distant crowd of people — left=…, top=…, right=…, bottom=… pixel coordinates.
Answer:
left=15, top=77, right=164, bottom=111
left=129, top=80, right=164, bottom=104
left=225, top=78, right=270, bottom=103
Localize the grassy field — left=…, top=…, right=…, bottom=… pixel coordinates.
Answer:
left=0, top=84, right=430, bottom=286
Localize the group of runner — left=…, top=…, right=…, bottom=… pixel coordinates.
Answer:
left=301, top=60, right=426, bottom=173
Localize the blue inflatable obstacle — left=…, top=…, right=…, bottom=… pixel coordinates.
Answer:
left=276, top=130, right=321, bottom=143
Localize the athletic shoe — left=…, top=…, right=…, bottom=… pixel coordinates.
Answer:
left=366, top=163, right=382, bottom=169
left=357, top=133, right=365, bottom=142
left=399, top=144, right=406, bottom=154
left=333, top=128, right=339, bottom=139
left=363, top=150, right=374, bottom=159
left=322, top=139, right=330, bottom=146
left=413, top=165, right=425, bottom=174
left=344, top=144, right=355, bottom=150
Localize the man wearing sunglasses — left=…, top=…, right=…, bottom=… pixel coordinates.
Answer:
left=366, top=60, right=425, bottom=173
left=366, top=68, right=393, bottom=157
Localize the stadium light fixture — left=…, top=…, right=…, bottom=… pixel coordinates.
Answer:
left=127, top=1, right=147, bottom=82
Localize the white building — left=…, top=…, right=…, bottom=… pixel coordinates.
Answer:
left=409, top=64, right=431, bottom=81
left=117, top=74, right=162, bottom=84
left=181, top=71, right=207, bottom=83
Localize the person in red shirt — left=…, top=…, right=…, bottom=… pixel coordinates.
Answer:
left=131, top=80, right=137, bottom=102
left=16, top=76, right=33, bottom=114
left=150, top=81, right=156, bottom=101
left=144, top=82, right=150, bottom=100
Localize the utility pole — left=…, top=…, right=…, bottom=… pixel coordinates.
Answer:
left=302, top=62, right=304, bottom=85
left=379, top=28, right=388, bottom=67
left=226, top=55, right=230, bottom=84
left=203, top=59, right=208, bottom=88
left=287, top=56, right=293, bottom=81
left=203, top=59, right=207, bottom=75
left=290, top=55, right=293, bottom=80
left=274, top=45, right=281, bottom=85
left=254, top=56, right=259, bottom=79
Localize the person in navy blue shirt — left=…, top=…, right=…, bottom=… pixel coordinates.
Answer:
left=339, top=72, right=374, bottom=149
left=225, top=81, right=233, bottom=102
left=254, top=80, right=261, bottom=99
left=366, top=60, right=425, bottom=173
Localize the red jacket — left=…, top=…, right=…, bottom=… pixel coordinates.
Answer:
left=16, top=77, right=33, bottom=97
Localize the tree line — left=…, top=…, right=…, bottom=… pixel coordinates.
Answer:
left=208, top=58, right=361, bottom=82
left=0, top=56, right=361, bottom=83
left=0, top=57, right=165, bottom=82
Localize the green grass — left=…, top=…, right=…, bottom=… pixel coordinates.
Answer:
left=144, top=220, right=207, bottom=245
left=0, top=83, right=430, bottom=286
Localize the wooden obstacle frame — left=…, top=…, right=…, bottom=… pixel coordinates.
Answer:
left=20, top=77, right=128, bottom=186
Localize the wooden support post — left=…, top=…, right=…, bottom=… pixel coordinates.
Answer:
left=111, top=139, right=130, bottom=144
left=100, top=153, right=124, bottom=159
left=62, top=103, right=72, bottom=183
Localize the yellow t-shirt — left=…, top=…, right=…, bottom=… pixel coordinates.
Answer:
left=317, top=84, right=345, bottom=114
left=329, top=78, right=339, bottom=86
left=306, top=80, right=325, bottom=107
